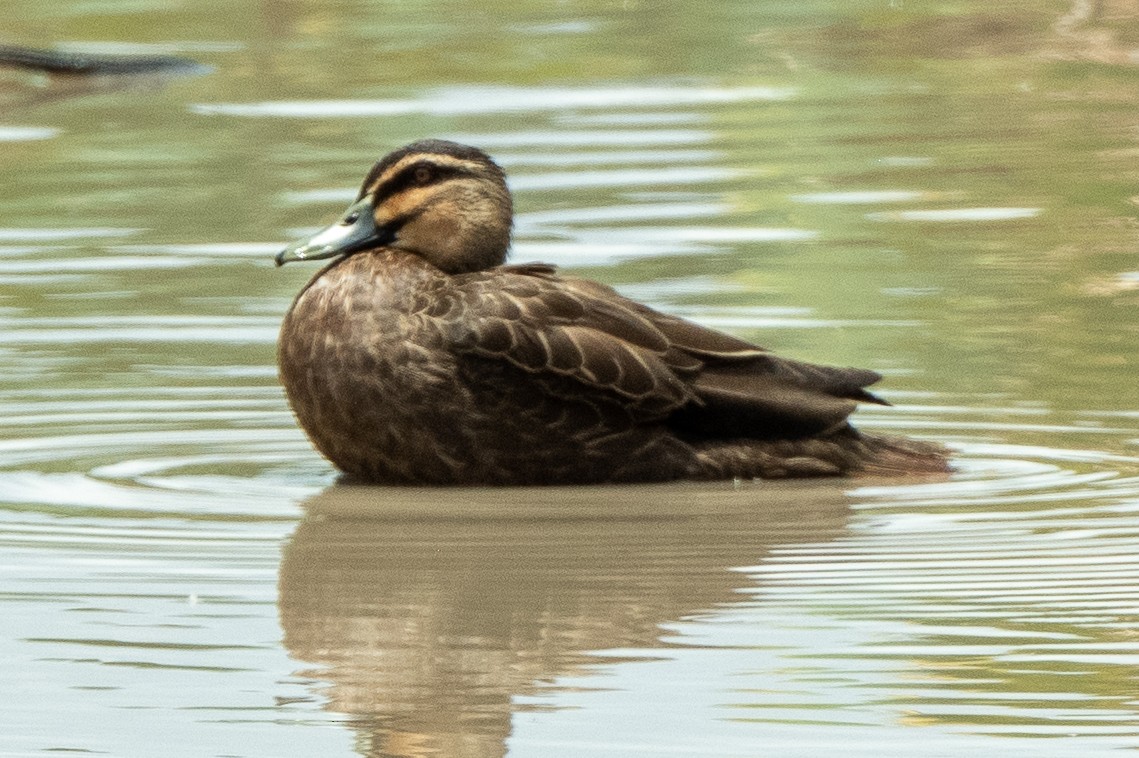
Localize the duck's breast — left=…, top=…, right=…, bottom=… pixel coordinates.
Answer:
left=278, top=253, right=478, bottom=481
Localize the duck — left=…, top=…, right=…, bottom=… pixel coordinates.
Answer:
left=276, top=139, right=949, bottom=485
left=0, top=44, right=205, bottom=76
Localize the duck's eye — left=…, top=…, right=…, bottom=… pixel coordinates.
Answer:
left=413, top=165, right=434, bottom=185
left=342, top=211, right=360, bottom=226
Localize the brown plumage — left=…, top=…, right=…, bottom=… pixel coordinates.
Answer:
left=276, top=139, right=949, bottom=485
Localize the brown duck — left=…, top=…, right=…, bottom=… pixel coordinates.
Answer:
left=276, top=139, right=948, bottom=485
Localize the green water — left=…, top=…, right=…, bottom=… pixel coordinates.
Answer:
left=2, top=1, right=1138, bottom=756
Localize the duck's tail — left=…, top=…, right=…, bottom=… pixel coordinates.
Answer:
left=689, top=428, right=951, bottom=480
left=847, top=432, right=952, bottom=477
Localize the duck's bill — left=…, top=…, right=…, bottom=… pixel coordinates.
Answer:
left=275, top=197, right=393, bottom=266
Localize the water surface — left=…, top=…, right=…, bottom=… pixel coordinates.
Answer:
left=2, top=1, right=1139, bottom=756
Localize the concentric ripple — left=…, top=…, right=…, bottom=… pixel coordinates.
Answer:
left=704, top=445, right=1139, bottom=743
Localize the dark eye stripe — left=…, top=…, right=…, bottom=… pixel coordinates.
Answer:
left=370, top=160, right=467, bottom=201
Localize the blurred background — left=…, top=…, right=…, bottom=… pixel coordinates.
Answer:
left=1, top=1, right=1138, bottom=756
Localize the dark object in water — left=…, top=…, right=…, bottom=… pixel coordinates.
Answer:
left=0, top=44, right=208, bottom=76
left=276, top=139, right=950, bottom=485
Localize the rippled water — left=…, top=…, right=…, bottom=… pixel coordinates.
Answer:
left=3, top=1, right=1139, bottom=756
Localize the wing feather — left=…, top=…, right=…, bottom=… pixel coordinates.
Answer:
left=437, top=268, right=695, bottom=414
left=433, top=264, right=886, bottom=435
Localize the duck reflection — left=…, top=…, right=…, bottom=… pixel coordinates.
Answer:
left=278, top=481, right=851, bottom=757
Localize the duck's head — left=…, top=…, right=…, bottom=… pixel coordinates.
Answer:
left=276, top=139, right=513, bottom=274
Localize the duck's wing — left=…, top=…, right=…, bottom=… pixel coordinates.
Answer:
left=557, top=275, right=888, bottom=438
left=423, top=264, right=700, bottom=416
left=429, top=264, right=885, bottom=435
